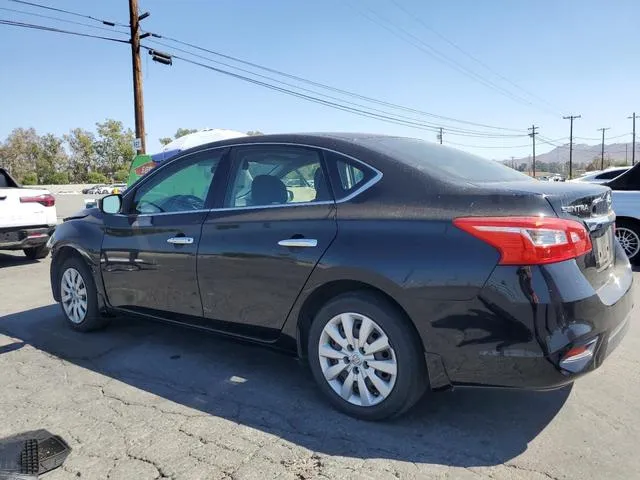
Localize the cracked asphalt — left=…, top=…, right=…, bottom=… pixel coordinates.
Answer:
left=0, top=250, right=639, bottom=479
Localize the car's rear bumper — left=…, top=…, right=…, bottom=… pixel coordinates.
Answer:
left=0, top=225, right=55, bottom=250
left=428, top=244, right=634, bottom=390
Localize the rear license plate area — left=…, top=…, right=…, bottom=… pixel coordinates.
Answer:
left=593, top=226, right=614, bottom=270
left=0, top=230, right=21, bottom=244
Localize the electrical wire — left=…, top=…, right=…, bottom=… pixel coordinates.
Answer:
left=5, top=0, right=533, bottom=135
left=343, top=0, right=554, bottom=114
left=385, top=0, right=563, bottom=116
left=444, top=140, right=533, bottom=149
left=144, top=47, right=531, bottom=137
left=8, top=0, right=128, bottom=27
left=0, top=18, right=130, bottom=43
left=0, top=6, right=129, bottom=35
left=146, top=39, right=526, bottom=139
left=148, top=33, right=527, bottom=134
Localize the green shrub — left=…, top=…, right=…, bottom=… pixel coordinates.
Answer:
left=113, top=169, right=129, bottom=182
left=21, top=172, right=37, bottom=185
left=87, top=171, right=108, bottom=184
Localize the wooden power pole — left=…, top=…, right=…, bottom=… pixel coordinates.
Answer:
left=528, top=124, right=538, bottom=178
left=629, top=113, right=639, bottom=166
left=129, top=0, right=146, bottom=154
left=563, top=115, right=581, bottom=179
left=598, top=127, right=610, bottom=170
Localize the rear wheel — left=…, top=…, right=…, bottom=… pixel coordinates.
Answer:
left=308, top=291, right=427, bottom=420
left=616, top=219, right=640, bottom=262
left=23, top=245, right=49, bottom=260
left=58, top=257, right=110, bottom=331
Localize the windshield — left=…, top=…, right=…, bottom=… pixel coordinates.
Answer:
left=361, top=136, right=533, bottom=183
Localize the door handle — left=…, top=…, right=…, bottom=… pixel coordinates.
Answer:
left=278, top=238, right=318, bottom=248
left=167, top=236, right=194, bottom=245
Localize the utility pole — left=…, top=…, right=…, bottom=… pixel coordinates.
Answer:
left=563, top=115, right=581, bottom=179
left=437, top=127, right=443, bottom=144
left=626, top=144, right=628, bottom=165
left=129, top=0, right=148, bottom=154
left=528, top=124, right=538, bottom=178
left=598, top=127, right=610, bottom=170
left=629, top=113, right=639, bottom=166
left=510, top=156, right=515, bottom=169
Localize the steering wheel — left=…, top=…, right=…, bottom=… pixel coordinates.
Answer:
left=137, top=200, right=165, bottom=214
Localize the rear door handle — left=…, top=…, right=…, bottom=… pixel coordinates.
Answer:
left=278, top=238, right=318, bottom=248
left=167, top=236, right=194, bottom=245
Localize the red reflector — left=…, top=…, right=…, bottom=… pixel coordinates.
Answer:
left=20, top=193, right=55, bottom=207
left=453, top=216, right=592, bottom=265
left=563, top=345, right=588, bottom=359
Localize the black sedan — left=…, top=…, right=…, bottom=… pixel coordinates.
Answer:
left=48, top=133, right=633, bottom=420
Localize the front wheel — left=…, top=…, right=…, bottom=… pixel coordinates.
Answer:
left=58, top=257, right=110, bottom=331
left=308, top=291, right=428, bottom=420
left=616, top=220, right=640, bottom=262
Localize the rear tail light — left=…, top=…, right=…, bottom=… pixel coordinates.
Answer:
left=20, top=193, right=55, bottom=207
left=453, top=216, right=592, bottom=265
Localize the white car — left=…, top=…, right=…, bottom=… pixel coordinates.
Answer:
left=0, top=168, right=57, bottom=259
left=571, top=166, right=631, bottom=184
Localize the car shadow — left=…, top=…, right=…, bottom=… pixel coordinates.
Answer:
left=0, top=305, right=572, bottom=468
left=0, top=252, right=40, bottom=268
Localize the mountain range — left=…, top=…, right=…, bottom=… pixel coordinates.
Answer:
left=504, top=142, right=636, bottom=166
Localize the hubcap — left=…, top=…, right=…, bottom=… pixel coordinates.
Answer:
left=616, top=227, right=640, bottom=259
left=318, top=313, right=398, bottom=407
left=61, top=268, right=88, bottom=324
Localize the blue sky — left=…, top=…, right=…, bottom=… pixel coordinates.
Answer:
left=0, top=0, right=638, bottom=160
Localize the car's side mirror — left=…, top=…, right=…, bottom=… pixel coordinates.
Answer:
left=100, top=194, right=123, bottom=214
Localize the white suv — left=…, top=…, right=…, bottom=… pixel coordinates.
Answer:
left=0, top=168, right=57, bottom=259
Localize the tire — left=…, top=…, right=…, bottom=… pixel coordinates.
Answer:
left=57, top=256, right=110, bottom=332
left=308, top=291, right=428, bottom=420
left=23, top=245, right=49, bottom=260
left=616, top=219, right=640, bottom=263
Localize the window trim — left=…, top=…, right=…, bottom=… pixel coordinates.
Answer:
left=210, top=143, right=382, bottom=212
left=121, top=146, right=230, bottom=216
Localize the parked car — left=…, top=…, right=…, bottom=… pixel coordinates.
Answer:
left=600, top=165, right=640, bottom=262
left=0, top=167, right=56, bottom=259
left=82, top=184, right=107, bottom=194
left=571, top=166, right=631, bottom=185
left=111, top=183, right=127, bottom=194
left=48, top=134, right=633, bottom=420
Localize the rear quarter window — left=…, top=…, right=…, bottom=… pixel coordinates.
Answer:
left=360, top=137, right=532, bottom=183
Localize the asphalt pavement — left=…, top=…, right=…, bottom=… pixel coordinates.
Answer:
left=0, top=194, right=638, bottom=479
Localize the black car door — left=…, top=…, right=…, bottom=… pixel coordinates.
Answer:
left=197, top=144, right=338, bottom=340
left=101, top=147, right=228, bottom=319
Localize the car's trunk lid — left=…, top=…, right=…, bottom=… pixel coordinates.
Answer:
left=482, top=180, right=617, bottom=294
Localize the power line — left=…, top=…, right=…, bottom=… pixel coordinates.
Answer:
left=444, top=140, right=533, bottom=149
left=0, top=6, right=129, bottom=35
left=385, top=0, right=563, bottom=116
left=147, top=34, right=527, bottom=134
left=8, top=0, right=128, bottom=27
left=0, top=18, right=130, bottom=43
left=7, top=0, right=532, bottom=135
left=146, top=38, right=525, bottom=139
left=343, top=0, right=548, bottom=113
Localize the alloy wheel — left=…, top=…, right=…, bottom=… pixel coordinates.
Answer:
left=616, top=227, right=640, bottom=260
left=318, top=312, right=398, bottom=407
left=61, top=268, right=88, bottom=324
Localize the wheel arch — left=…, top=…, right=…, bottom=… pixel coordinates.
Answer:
left=293, top=279, right=422, bottom=360
left=51, top=245, right=99, bottom=301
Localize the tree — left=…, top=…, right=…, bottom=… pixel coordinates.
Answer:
left=246, top=130, right=264, bottom=136
left=158, top=137, right=173, bottom=146
left=87, top=171, right=108, bottom=184
left=65, top=128, right=97, bottom=182
left=94, top=119, right=135, bottom=179
left=37, top=133, right=68, bottom=184
left=1, top=128, right=40, bottom=181
left=175, top=128, right=197, bottom=139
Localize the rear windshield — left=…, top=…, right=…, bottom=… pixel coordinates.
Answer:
left=360, top=137, right=532, bottom=183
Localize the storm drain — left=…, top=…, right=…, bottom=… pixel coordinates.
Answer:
left=0, top=430, right=70, bottom=479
